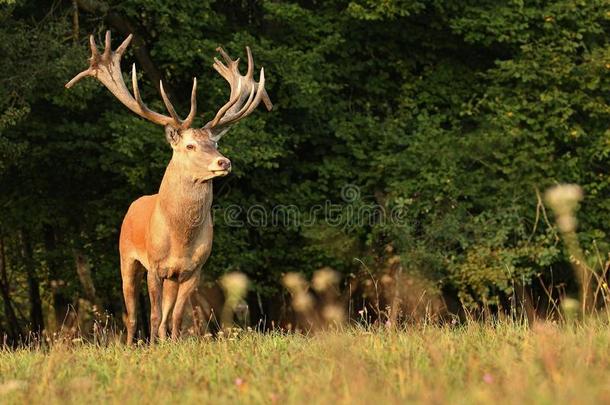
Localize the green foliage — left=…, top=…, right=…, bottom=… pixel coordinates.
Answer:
left=0, top=0, right=609, bottom=329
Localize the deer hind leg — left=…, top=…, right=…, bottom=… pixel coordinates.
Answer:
left=158, top=277, right=179, bottom=340
left=147, top=271, right=162, bottom=342
left=171, top=275, right=200, bottom=339
left=121, top=258, right=144, bottom=345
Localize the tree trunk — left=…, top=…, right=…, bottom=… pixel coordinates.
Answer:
left=75, top=0, right=173, bottom=96
left=19, top=230, right=44, bottom=332
left=74, top=250, right=101, bottom=309
left=43, top=225, right=71, bottom=329
left=0, top=234, right=22, bottom=341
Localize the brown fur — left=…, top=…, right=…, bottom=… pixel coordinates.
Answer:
left=119, top=129, right=228, bottom=342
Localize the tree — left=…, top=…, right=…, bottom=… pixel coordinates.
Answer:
left=0, top=0, right=608, bottom=339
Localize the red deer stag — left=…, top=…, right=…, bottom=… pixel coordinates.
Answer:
left=66, top=31, right=272, bottom=343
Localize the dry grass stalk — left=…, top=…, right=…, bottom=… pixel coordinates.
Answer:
left=545, top=184, right=595, bottom=317
left=220, top=272, right=249, bottom=329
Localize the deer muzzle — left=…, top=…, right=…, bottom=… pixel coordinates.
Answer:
left=209, top=157, right=231, bottom=176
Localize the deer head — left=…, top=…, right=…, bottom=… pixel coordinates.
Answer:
left=65, top=31, right=272, bottom=183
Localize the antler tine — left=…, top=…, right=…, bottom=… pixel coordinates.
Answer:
left=88, top=35, right=99, bottom=61
left=240, top=68, right=266, bottom=117
left=237, top=79, right=257, bottom=115
left=208, top=78, right=243, bottom=128
left=218, top=68, right=264, bottom=127
left=159, top=78, right=199, bottom=129
left=115, top=34, right=133, bottom=56
left=204, top=47, right=272, bottom=139
left=182, top=78, right=198, bottom=129
left=218, top=77, right=256, bottom=127
left=217, top=47, right=236, bottom=68
left=213, top=56, right=232, bottom=83
left=131, top=64, right=144, bottom=105
left=65, top=34, right=98, bottom=89
left=260, top=87, right=273, bottom=111
left=245, top=46, right=254, bottom=80
left=65, top=31, right=197, bottom=130
left=103, top=31, right=112, bottom=61
left=65, top=69, right=90, bottom=89
left=160, top=81, right=183, bottom=125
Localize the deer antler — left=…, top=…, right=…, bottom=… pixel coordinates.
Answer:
left=204, top=46, right=273, bottom=141
left=66, top=31, right=197, bottom=129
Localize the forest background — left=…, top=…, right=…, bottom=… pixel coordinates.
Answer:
left=1, top=0, right=609, bottom=340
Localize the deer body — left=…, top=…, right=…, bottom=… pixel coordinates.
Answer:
left=121, top=158, right=215, bottom=277
left=66, top=31, right=271, bottom=343
left=120, top=155, right=215, bottom=340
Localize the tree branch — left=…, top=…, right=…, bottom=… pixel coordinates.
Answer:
left=75, top=0, right=173, bottom=97
left=0, top=232, right=22, bottom=341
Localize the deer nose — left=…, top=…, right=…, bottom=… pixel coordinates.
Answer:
left=216, top=158, right=231, bottom=171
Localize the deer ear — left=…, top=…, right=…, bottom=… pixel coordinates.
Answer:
left=165, top=126, right=181, bottom=145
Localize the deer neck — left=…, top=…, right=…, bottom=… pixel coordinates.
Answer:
left=157, top=159, right=213, bottom=238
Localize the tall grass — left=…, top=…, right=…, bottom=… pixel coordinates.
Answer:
left=1, top=320, right=609, bottom=404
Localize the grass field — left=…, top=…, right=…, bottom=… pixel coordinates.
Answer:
left=1, top=320, right=609, bottom=404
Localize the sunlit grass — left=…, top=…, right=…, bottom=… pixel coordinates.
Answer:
left=1, top=319, right=609, bottom=404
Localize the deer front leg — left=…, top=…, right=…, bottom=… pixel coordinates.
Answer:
left=159, top=277, right=179, bottom=340
left=171, top=275, right=200, bottom=339
left=147, top=272, right=162, bottom=342
left=121, top=258, right=143, bottom=345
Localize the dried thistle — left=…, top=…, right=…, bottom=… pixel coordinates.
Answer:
left=220, top=272, right=249, bottom=327
left=322, top=305, right=345, bottom=325
left=312, top=267, right=340, bottom=293
left=544, top=184, right=592, bottom=316
left=283, top=272, right=307, bottom=292
left=544, top=184, right=583, bottom=233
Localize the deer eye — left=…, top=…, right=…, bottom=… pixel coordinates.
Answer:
left=186, top=144, right=196, bottom=151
